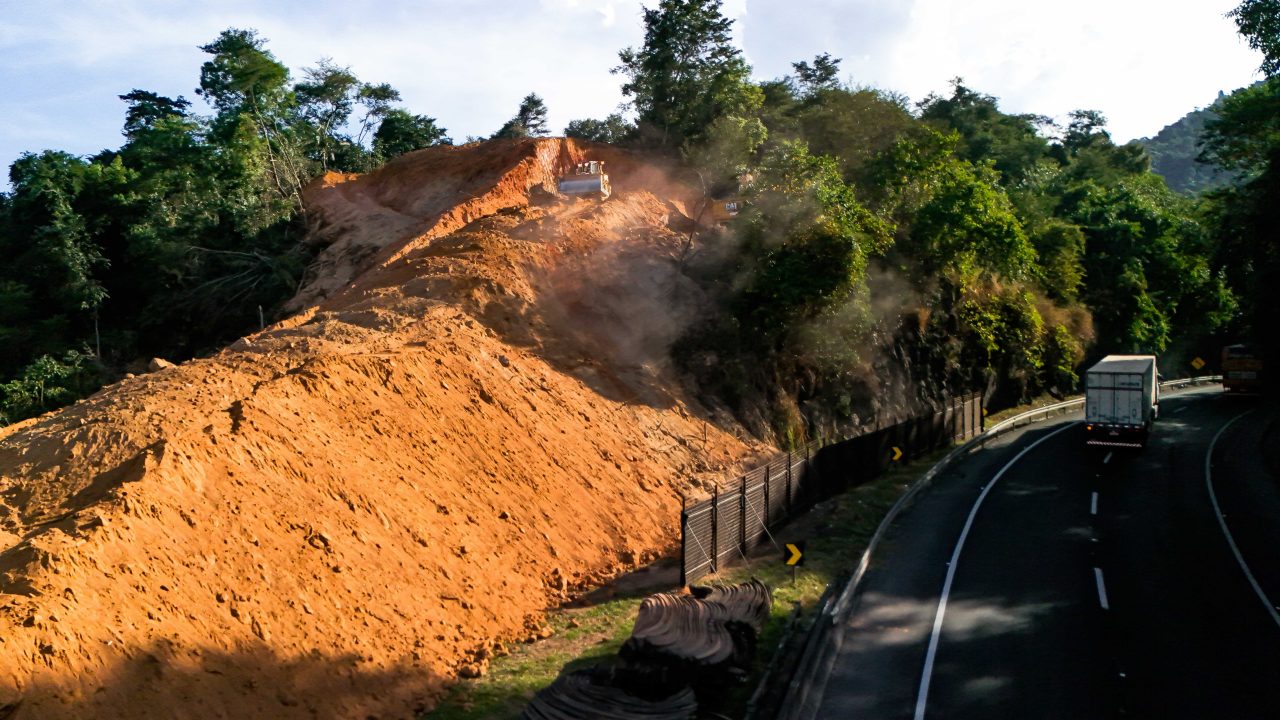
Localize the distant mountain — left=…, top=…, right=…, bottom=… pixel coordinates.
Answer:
left=1137, top=93, right=1234, bottom=196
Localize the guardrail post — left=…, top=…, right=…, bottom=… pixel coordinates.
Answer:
left=740, top=475, right=748, bottom=556
left=710, top=485, right=719, bottom=575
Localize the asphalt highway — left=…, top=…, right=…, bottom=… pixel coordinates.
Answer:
left=811, top=387, right=1280, bottom=719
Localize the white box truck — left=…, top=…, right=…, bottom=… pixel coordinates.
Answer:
left=1085, top=355, right=1159, bottom=448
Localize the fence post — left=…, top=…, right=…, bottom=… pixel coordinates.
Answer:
left=785, top=451, right=793, bottom=515
left=763, top=466, right=771, bottom=532
left=679, top=494, right=688, bottom=587
left=979, top=394, right=985, bottom=433
left=952, top=394, right=959, bottom=440
left=739, top=475, right=748, bottom=556
left=710, top=485, right=719, bottom=575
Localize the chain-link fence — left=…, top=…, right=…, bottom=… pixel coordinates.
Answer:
left=680, top=394, right=983, bottom=585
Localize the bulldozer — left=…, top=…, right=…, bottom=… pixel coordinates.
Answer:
left=557, top=161, right=611, bottom=200
left=706, top=198, right=744, bottom=224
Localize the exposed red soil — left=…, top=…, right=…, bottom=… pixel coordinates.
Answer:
left=0, top=138, right=766, bottom=719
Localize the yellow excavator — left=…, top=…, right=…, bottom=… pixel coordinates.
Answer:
left=557, top=161, right=611, bottom=200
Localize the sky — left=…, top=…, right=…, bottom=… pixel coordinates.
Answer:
left=0, top=0, right=1263, bottom=186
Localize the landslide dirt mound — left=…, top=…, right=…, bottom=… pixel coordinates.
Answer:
left=0, top=138, right=766, bottom=719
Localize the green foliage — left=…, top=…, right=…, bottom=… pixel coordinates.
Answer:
left=615, top=0, right=761, bottom=146
left=1229, top=0, right=1280, bottom=76
left=0, top=26, right=447, bottom=424
left=956, top=285, right=1043, bottom=372
left=791, top=53, right=842, bottom=97
left=683, top=114, right=768, bottom=189
left=1200, top=63, right=1280, bottom=376
left=1042, top=323, right=1082, bottom=394
left=0, top=351, right=99, bottom=425
left=564, top=113, right=635, bottom=144
left=1201, top=76, right=1280, bottom=175
left=794, top=87, right=916, bottom=185
left=372, top=109, right=451, bottom=159
left=493, top=93, right=550, bottom=139
left=919, top=79, right=1052, bottom=185
left=294, top=59, right=362, bottom=170
left=674, top=50, right=1240, bottom=424
left=736, top=142, right=890, bottom=336
left=1029, top=220, right=1087, bottom=302
left=905, top=156, right=1034, bottom=281
left=863, top=127, right=1034, bottom=282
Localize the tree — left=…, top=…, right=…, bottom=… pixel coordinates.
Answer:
left=564, top=113, right=634, bottom=143
left=1029, top=220, right=1087, bottom=302
left=197, top=28, right=308, bottom=208
left=294, top=58, right=362, bottom=171
left=735, top=141, right=891, bottom=338
left=791, top=53, right=842, bottom=97
left=373, top=109, right=451, bottom=158
left=493, top=93, right=549, bottom=139
left=614, top=0, right=761, bottom=146
left=1200, top=77, right=1280, bottom=175
left=1063, top=110, right=1111, bottom=154
left=918, top=79, right=1050, bottom=185
left=797, top=86, right=916, bottom=186
left=0, top=351, right=98, bottom=425
left=1228, top=0, right=1280, bottom=76
left=354, top=82, right=401, bottom=147
left=197, top=28, right=291, bottom=122
left=119, top=90, right=193, bottom=140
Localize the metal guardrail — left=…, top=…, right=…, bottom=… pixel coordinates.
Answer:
left=777, top=375, right=1223, bottom=719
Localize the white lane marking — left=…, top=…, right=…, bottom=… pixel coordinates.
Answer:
left=913, top=422, right=1078, bottom=720
left=1094, top=567, right=1110, bottom=610
left=1205, top=410, right=1280, bottom=630
left=1090, top=492, right=1099, bottom=516
left=1103, top=451, right=1113, bottom=465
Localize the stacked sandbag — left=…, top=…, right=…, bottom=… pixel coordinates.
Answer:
left=522, top=668, right=697, bottom=720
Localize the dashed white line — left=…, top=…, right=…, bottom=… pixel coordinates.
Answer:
left=1094, top=567, right=1110, bottom=610
left=1090, top=492, right=1099, bottom=516
left=1103, top=451, right=1113, bottom=465
left=913, top=422, right=1078, bottom=720
left=1205, top=410, right=1280, bottom=630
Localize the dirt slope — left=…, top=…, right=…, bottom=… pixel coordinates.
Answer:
left=0, top=138, right=765, bottom=719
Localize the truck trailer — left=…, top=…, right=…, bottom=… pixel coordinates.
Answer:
left=1084, top=355, right=1159, bottom=448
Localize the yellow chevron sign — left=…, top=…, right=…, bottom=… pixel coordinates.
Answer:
left=785, top=542, right=804, bottom=566
left=892, top=446, right=903, bottom=462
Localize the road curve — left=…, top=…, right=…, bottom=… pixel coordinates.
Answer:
left=811, top=387, right=1280, bottom=719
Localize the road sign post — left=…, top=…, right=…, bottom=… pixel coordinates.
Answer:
left=784, top=540, right=805, bottom=584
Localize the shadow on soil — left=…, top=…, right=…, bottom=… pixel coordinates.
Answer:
left=3, top=642, right=442, bottom=720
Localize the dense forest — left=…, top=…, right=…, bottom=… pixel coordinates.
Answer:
left=1, top=1, right=1276, bottom=437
